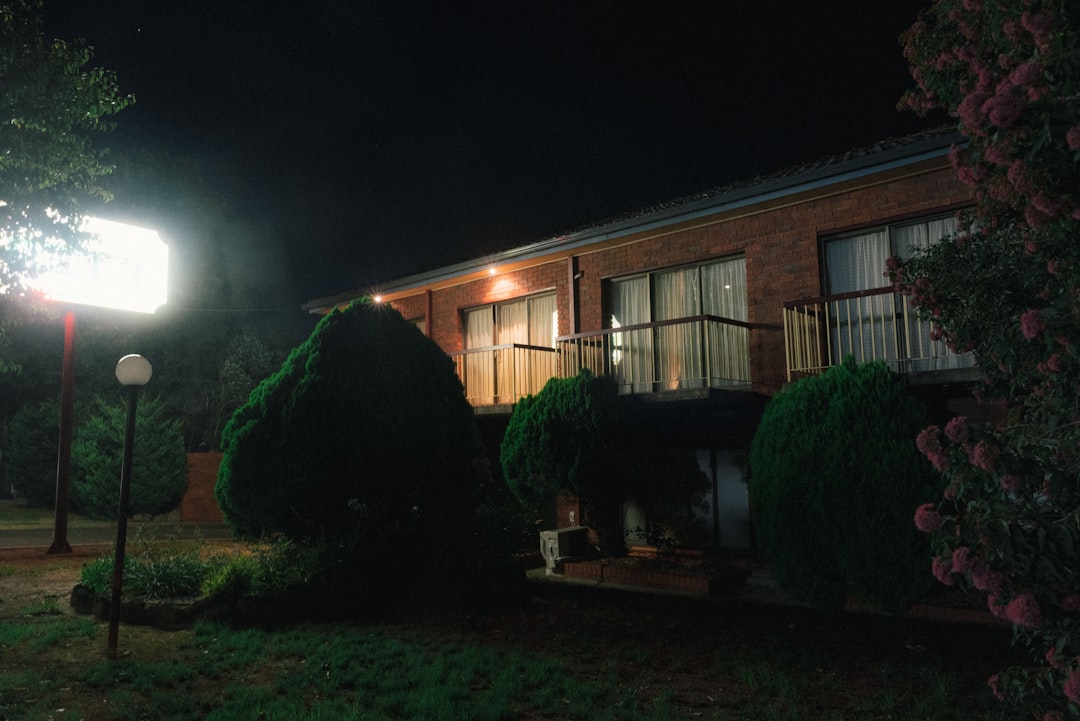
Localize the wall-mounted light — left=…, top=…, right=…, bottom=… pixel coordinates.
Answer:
left=372, top=294, right=383, bottom=303
left=487, top=267, right=497, bottom=276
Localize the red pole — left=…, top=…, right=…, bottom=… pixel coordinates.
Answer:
left=47, top=310, right=75, bottom=555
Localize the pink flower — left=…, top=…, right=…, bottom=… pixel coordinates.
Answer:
left=1046, top=646, right=1062, bottom=668
left=969, top=441, right=997, bottom=472
left=982, top=92, right=1025, bottom=129
left=944, top=416, right=969, bottom=444
left=1046, top=353, right=1063, bottom=372
left=999, top=474, right=1022, bottom=492
left=951, top=546, right=973, bottom=573
left=916, top=426, right=943, bottom=456
left=1065, top=670, right=1080, bottom=704
left=1021, top=310, right=1047, bottom=340
left=1009, top=61, right=1046, bottom=100
left=1045, top=712, right=1066, bottom=721
left=932, top=557, right=955, bottom=586
left=1021, top=11, right=1057, bottom=48
left=988, top=593, right=1009, bottom=619
left=988, top=673, right=1004, bottom=701
left=914, top=503, right=944, bottom=532
left=1060, top=593, right=1080, bottom=612
left=1067, top=125, right=1080, bottom=151
left=971, top=560, right=1005, bottom=592
left=1005, top=593, right=1043, bottom=628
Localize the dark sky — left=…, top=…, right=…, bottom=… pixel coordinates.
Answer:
left=43, top=1, right=938, bottom=308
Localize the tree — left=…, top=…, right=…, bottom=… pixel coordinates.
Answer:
left=748, top=358, right=940, bottom=612
left=215, top=300, right=486, bottom=606
left=0, top=0, right=134, bottom=291
left=71, top=394, right=186, bottom=520
left=896, top=0, right=1080, bottom=715
left=500, top=369, right=706, bottom=556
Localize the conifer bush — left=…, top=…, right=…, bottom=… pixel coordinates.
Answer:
left=748, top=358, right=940, bottom=612
left=71, top=395, right=187, bottom=520
left=501, top=369, right=706, bottom=555
left=215, top=300, right=486, bottom=605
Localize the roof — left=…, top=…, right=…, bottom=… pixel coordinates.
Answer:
left=304, top=125, right=964, bottom=313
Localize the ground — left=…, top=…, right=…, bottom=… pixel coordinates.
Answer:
left=0, top=544, right=1019, bottom=720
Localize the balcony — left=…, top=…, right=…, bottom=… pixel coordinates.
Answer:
left=783, top=287, right=974, bottom=382
left=451, top=344, right=559, bottom=407
left=557, top=315, right=752, bottom=395
left=450, top=315, right=753, bottom=408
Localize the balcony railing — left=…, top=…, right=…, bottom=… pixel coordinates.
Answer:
left=450, top=316, right=753, bottom=407
left=783, top=287, right=973, bottom=381
left=556, top=314, right=752, bottom=395
left=450, top=344, right=559, bottom=406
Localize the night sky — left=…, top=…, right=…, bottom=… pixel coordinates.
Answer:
left=42, top=1, right=939, bottom=311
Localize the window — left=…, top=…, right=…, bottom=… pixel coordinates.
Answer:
left=823, top=215, right=968, bottom=371
left=825, top=216, right=956, bottom=295
left=462, top=292, right=557, bottom=403
left=607, top=257, right=748, bottom=391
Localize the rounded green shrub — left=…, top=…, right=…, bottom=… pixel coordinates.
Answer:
left=501, top=369, right=706, bottom=555
left=748, top=357, right=940, bottom=612
left=215, top=300, right=485, bottom=605
left=71, top=395, right=187, bottom=520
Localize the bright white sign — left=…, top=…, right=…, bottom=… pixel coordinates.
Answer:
left=34, top=216, right=168, bottom=314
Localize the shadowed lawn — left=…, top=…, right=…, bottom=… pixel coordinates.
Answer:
left=0, top=550, right=1020, bottom=721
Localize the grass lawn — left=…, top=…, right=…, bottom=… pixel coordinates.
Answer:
left=0, top=544, right=1022, bottom=721
left=0, top=499, right=112, bottom=529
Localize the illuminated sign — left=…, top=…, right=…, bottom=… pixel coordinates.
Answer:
left=33, top=216, right=168, bottom=314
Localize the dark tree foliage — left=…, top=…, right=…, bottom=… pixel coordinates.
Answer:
left=2, top=397, right=59, bottom=505
left=216, top=301, right=485, bottom=604
left=71, top=394, right=186, bottom=520
left=0, top=0, right=134, bottom=289
left=748, top=358, right=941, bottom=612
left=501, top=369, right=706, bottom=556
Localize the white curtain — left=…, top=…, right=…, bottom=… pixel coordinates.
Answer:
left=824, top=218, right=961, bottom=370
left=464, top=307, right=494, bottom=403
left=824, top=229, right=897, bottom=366
left=654, top=267, right=701, bottom=389
left=825, top=229, right=890, bottom=294
left=609, top=275, right=652, bottom=392
left=892, top=217, right=964, bottom=370
left=701, top=258, right=748, bottom=384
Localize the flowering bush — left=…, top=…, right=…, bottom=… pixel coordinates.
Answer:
left=896, top=0, right=1080, bottom=716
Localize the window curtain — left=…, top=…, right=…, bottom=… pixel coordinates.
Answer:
left=701, top=258, right=748, bottom=384
left=609, top=276, right=652, bottom=392
left=825, top=229, right=890, bottom=294
left=823, top=229, right=898, bottom=366
left=892, top=217, right=965, bottom=371
left=654, top=267, right=701, bottom=389
left=464, top=307, right=494, bottom=403
left=525, top=294, right=557, bottom=396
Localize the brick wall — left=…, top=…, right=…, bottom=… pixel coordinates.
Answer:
left=387, top=163, right=971, bottom=396
left=180, top=452, right=225, bottom=523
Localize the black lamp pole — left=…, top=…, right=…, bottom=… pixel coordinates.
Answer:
left=107, top=354, right=152, bottom=660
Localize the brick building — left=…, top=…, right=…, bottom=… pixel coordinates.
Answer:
left=304, top=127, right=977, bottom=551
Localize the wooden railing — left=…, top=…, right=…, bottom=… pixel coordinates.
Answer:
left=450, top=344, right=559, bottom=406
left=556, top=314, right=752, bottom=395
left=783, top=287, right=973, bottom=381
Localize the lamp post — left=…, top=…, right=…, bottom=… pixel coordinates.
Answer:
left=107, top=354, right=153, bottom=660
